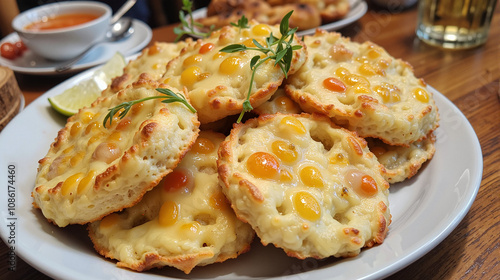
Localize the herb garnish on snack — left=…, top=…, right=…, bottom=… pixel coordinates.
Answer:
left=220, top=11, right=302, bottom=122
left=173, top=0, right=214, bottom=41
left=103, top=88, right=196, bottom=128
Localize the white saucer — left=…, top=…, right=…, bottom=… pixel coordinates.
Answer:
left=0, top=19, right=152, bottom=75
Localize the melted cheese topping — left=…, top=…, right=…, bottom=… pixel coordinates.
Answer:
left=218, top=113, right=391, bottom=259
left=33, top=80, right=200, bottom=226
left=162, top=21, right=306, bottom=123
left=89, top=131, right=254, bottom=273
left=286, top=30, right=439, bottom=146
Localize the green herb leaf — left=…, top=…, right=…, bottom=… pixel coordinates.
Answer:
left=174, top=0, right=213, bottom=41
left=230, top=15, right=249, bottom=31
left=103, top=88, right=196, bottom=128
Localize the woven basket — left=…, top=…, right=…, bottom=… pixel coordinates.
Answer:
left=0, top=66, right=22, bottom=131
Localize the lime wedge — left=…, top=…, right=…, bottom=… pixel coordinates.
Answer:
left=48, top=52, right=126, bottom=117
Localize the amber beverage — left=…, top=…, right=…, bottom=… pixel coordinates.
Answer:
left=416, top=0, right=498, bottom=49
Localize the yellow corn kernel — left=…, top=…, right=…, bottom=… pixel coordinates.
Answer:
left=219, top=56, right=242, bottom=75
left=378, top=59, right=390, bottom=69
left=70, top=122, right=82, bottom=137
left=181, top=66, right=202, bottom=86
left=162, top=77, right=171, bottom=84
left=148, top=44, right=161, bottom=55
left=180, top=221, right=201, bottom=234
left=275, top=96, right=298, bottom=112
left=374, top=83, right=401, bottom=103
left=191, top=137, right=215, bottom=154
left=62, top=146, right=74, bottom=154
left=213, top=52, right=226, bottom=60
left=367, top=48, right=382, bottom=59
left=272, top=140, right=299, bottom=163
left=100, top=213, right=120, bottom=229
left=300, top=166, right=324, bottom=188
left=70, top=151, right=85, bottom=167
left=209, top=192, right=229, bottom=209
left=280, top=116, right=306, bottom=134
left=85, top=121, right=102, bottom=135
left=77, top=170, right=96, bottom=195
left=87, top=132, right=105, bottom=145
left=293, top=191, right=321, bottom=221
left=279, top=168, right=293, bottom=182
left=116, top=117, right=131, bottom=131
left=247, top=152, right=280, bottom=179
left=252, top=24, right=271, bottom=36
left=412, top=88, right=429, bottom=103
left=359, top=63, right=379, bottom=76
left=310, top=39, right=321, bottom=48
left=158, top=200, right=179, bottom=226
left=355, top=56, right=370, bottom=64
left=351, top=83, right=371, bottom=94
left=61, top=173, right=84, bottom=196
left=329, top=153, right=349, bottom=165
left=131, top=102, right=144, bottom=115
left=81, top=112, right=94, bottom=124
left=183, top=54, right=203, bottom=67
left=107, top=131, right=122, bottom=142
left=335, top=67, right=350, bottom=79
left=242, top=38, right=265, bottom=48
left=152, top=63, right=162, bottom=70
left=343, top=74, right=370, bottom=86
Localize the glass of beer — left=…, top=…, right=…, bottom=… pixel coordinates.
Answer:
left=416, top=0, right=498, bottom=49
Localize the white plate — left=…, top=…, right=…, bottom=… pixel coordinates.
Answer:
left=186, top=0, right=368, bottom=38
left=0, top=19, right=152, bottom=75
left=0, top=65, right=482, bottom=279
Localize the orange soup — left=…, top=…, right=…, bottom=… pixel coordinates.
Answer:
left=25, top=13, right=99, bottom=31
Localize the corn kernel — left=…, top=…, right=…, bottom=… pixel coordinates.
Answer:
left=213, top=52, right=226, bottom=60
left=335, top=67, right=350, bottom=79
left=279, top=168, right=293, bottom=182
left=70, top=122, right=82, bottom=137
left=131, top=102, right=144, bottom=115
left=355, top=56, right=370, bottom=64
left=62, top=146, right=74, bottom=154
left=323, top=77, right=347, bottom=92
left=70, top=151, right=85, bottom=167
left=191, top=137, right=215, bottom=154
left=107, top=131, right=122, bottom=142
left=61, top=173, right=84, bottom=196
left=100, top=213, right=120, bottom=228
left=412, top=88, right=429, bottom=103
left=180, top=221, right=201, bottom=234
left=163, top=169, right=190, bottom=192
left=329, top=153, right=349, bottom=165
left=252, top=24, right=271, bottom=36
left=77, top=170, right=96, bottom=195
left=116, top=117, right=131, bottom=131
left=158, top=200, right=179, bottom=226
left=360, top=175, right=378, bottom=196
left=351, top=84, right=371, bottom=94
left=374, top=84, right=401, bottom=103
left=181, top=66, right=202, bottom=86
left=81, top=112, right=94, bottom=124
left=300, top=166, right=324, bottom=188
left=162, top=77, right=171, bottom=84
left=87, top=132, right=105, bottom=145
left=148, top=45, right=161, bottom=55
left=275, top=96, right=298, bottom=112
left=358, top=63, right=379, bottom=76
left=219, top=56, right=242, bottom=75
left=293, top=191, right=321, bottom=221
left=85, top=121, right=102, bottom=135
left=280, top=116, right=306, bottom=134
left=209, top=192, right=229, bottom=209
left=199, top=43, right=215, bottom=54
left=183, top=54, right=203, bottom=67
left=343, top=74, right=370, bottom=86
left=247, top=152, right=280, bottom=179
left=367, top=48, right=381, bottom=59
left=152, top=63, right=161, bottom=70
left=272, top=140, right=299, bottom=163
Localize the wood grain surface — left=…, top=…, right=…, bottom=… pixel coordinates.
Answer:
left=1, top=2, right=499, bottom=279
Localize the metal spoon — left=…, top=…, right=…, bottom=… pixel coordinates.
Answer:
left=55, top=17, right=134, bottom=73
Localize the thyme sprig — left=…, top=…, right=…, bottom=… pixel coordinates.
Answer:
left=230, top=15, right=249, bottom=32
left=103, top=88, right=196, bottom=128
left=220, top=11, right=302, bottom=123
left=173, top=0, right=213, bottom=41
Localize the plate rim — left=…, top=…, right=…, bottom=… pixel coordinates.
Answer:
left=0, top=66, right=483, bottom=279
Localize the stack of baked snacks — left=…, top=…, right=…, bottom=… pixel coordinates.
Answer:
left=161, top=20, right=307, bottom=124
left=89, top=131, right=255, bottom=273
left=198, top=0, right=350, bottom=32
left=32, top=79, right=200, bottom=227
left=218, top=113, right=391, bottom=258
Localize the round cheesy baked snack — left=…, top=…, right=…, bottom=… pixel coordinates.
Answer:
left=101, top=41, right=190, bottom=97
left=366, top=133, right=436, bottom=184
left=286, top=30, right=439, bottom=146
left=88, top=131, right=254, bottom=274
left=252, top=87, right=302, bottom=116
left=161, top=21, right=307, bottom=124
left=33, top=79, right=200, bottom=227
left=218, top=113, right=391, bottom=259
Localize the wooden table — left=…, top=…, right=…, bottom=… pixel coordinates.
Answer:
left=2, top=3, right=499, bottom=279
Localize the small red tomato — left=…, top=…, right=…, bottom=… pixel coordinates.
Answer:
left=1, top=42, right=17, bottom=59
left=14, top=41, right=27, bottom=53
